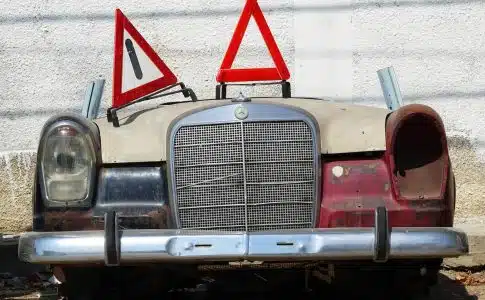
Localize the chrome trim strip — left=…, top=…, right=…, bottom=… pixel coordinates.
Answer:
left=178, top=201, right=314, bottom=211
left=181, top=222, right=314, bottom=230
left=247, top=180, right=314, bottom=185
left=240, top=121, right=249, bottom=233
left=176, top=159, right=313, bottom=169
left=19, top=227, right=469, bottom=264
left=174, top=139, right=313, bottom=148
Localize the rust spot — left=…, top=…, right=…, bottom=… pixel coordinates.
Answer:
left=335, top=163, right=380, bottom=179
left=44, top=205, right=171, bottom=231
left=331, top=197, right=389, bottom=210
left=349, top=163, right=379, bottom=175
left=406, top=199, right=445, bottom=209
left=146, top=205, right=170, bottom=228
left=45, top=210, right=98, bottom=231
left=343, top=167, right=351, bottom=177
left=386, top=104, right=448, bottom=201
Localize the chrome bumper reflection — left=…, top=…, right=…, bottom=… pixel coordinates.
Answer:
left=18, top=227, right=468, bottom=264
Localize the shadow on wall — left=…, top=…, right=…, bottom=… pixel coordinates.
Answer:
left=447, top=136, right=485, bottom=220
left=0, top=0, right=484, bottom=24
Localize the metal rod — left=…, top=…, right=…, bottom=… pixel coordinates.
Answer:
left=81, top=81, right=95, bottom=118
left=87, top=79, right=105, bottom=119
left=377, top=66, right=404, bottom=111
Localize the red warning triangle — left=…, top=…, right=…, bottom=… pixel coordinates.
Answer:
left=112, top=9, right=178, bottom=108
left=216, top=0, right=290, bottom=83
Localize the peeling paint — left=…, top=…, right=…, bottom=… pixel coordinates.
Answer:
left=331, top=197, right=388, bottom=210
left=331, top=165, right=344, bottom=178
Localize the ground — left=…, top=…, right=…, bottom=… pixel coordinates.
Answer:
left=2, top=250, right=485, bottom=300
left=2, top=269, right=485, bottom=299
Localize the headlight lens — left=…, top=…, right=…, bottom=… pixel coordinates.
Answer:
left=41, top=122, right=96, bottom=202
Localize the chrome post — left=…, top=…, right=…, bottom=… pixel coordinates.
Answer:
left=377, top=66, right=404, bottom=111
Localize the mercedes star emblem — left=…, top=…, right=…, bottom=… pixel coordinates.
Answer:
left=234, top=105, right=249, bottom=120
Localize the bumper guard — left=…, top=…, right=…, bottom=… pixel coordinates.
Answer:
left=18, top=207, right=469, bottom=265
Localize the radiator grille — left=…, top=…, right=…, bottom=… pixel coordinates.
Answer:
left=172, top=120, right=316, bottom=232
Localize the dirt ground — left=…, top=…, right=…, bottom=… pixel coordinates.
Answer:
left=434, top=268, right=485, bottom=300
left=2, top=268, right=485, bottom=300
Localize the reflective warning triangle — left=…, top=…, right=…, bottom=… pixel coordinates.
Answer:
left=112, top=9, right=177, bottom=108
left=216, top=0, right=290, bottom=83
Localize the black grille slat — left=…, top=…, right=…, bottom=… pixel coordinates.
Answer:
left=172, top=120, right=316, bottom=232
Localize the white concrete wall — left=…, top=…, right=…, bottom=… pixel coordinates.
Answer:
left=1, top=0, right=484, bottom=232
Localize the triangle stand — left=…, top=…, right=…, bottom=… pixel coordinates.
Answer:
left=215, top=0, right=292, bottom=100
left=216, top=80, right=291, bottom=100
left=107, top=81, right=197, bottom=128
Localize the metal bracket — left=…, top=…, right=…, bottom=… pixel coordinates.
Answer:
left=104, top=211, right=120, bottom=266
left=106, top=82, right=198, bottom=127
left=377, top=66, right=404, bottom=111
left=82, top=79, right=105, bottom=119
left=216, top=80, right=291, bottom=100
left=232, top=92, right=251, bottom=103
left=373, top=206, right=390, bottom=263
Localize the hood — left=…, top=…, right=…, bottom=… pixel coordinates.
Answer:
left=94, top=98, right=391, bottom=164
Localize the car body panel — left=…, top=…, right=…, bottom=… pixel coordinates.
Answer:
left=95, top=98, right=390, bottom=164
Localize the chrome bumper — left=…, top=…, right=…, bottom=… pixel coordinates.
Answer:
left=19, top=227, right=468, bottom=264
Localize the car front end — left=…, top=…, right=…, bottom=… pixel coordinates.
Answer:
left=18, top=97, right=468, bottom=296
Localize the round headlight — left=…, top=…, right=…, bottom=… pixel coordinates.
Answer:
left=40, top=120, right=97, bottom=204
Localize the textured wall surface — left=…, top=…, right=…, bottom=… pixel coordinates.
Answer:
left=1, top=0, right=484, bottom=233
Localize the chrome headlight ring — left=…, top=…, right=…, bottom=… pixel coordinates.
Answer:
left=38, top=114, right=100, bottom=208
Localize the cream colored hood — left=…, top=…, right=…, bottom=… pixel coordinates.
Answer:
left=95, top=98, right=391, bottom=163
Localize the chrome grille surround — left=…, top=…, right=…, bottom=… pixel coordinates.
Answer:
left=167, top=103, right=320, bottom=232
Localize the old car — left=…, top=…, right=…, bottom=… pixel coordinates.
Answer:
left=16, top=5, right=468, bottom=300
left=17, top=90, right=469, bottom=297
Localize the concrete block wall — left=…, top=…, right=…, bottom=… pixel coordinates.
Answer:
left=1, top=0, right=484, bottom=233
